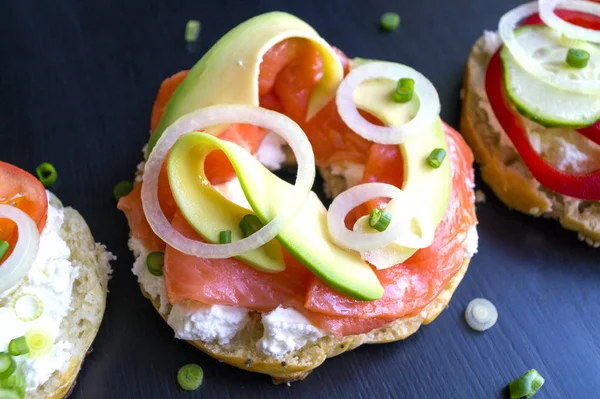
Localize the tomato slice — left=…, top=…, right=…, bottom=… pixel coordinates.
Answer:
left=0, top=162, right=48, bottom=261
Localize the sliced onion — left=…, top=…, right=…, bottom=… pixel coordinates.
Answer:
left=327, top=183, right=416, bottom=252
left=539, top=0, right=600, bottom=43
left=465, top=298, right=498, bottom=332
left=499, top=1, right=600, bottom=94
left=142, top=105, right=315, bottom=259
left=0, top=205, right=40, bottom=294
left=336, top=61, right=440, bottom=144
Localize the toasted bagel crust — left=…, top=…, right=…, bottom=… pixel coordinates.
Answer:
left=28, top=194, right=112, bottom=399
left=460, top=34, right=600, bottom=247
left=142, top=257, right=469, bottom=383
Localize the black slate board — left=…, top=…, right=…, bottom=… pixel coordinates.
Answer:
left=1, top=0, right=599, bottom=398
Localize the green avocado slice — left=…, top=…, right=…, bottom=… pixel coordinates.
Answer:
left=168, top=132, right=384, bottom=301
left=351, top=61, right=451, bottom=266
left=148, top=11, right=344, bottom=154
left=167, top=133, right=285, bottom=273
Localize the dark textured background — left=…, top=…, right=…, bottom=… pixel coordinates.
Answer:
left=1, top=0, right=599, bottom=398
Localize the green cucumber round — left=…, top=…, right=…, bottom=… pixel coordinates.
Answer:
left=501, top=25, right=600, bottom=128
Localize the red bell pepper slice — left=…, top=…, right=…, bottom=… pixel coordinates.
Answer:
left=485, top=51, right=600, bottom=200
left=483, top=9, right=600, bottom=200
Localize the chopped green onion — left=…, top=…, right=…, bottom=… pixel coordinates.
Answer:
left=25, top=329, right=53, bottom=359
left=394, top=78, right=414, bottom=103
left=177, top=363, right=203, bottom=391
left=0, top=240, right=9, bottom=262
left=369, top=208, right=392, bottom=232
left=380, top=12, right=400, bottom=32
left=146, top=252, right=165, bottom=277
left=426, top=148, right=447, bottom=169
left=0, top=353, right=16, bottom=379
left=465, top=298, right=498, bottom=332
left=509, top=369, right=544, bottom=398
left=185, top=20, right=201, bottom=43
left=566, top=48, right=590, bottom=69
left=113, top=181, right=134, bottom=201
left=219, top=230, right=232, bottom=244
left=35, top=162, right=57, bottom=187
left=8, top=337, right=28, bottom=357
left=11, top=293, right=43, bottom=322
left=239, top=214, right=263, bottom=237
left=0, top=373, right=25, bottom=398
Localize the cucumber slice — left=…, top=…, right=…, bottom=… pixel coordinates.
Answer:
left=501, top=26, right=600, bottom=128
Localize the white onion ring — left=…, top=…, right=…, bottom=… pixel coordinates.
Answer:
left=335, top=61, right=441, bottom=145
left=142, top=105, right=315, bottom=258
left=327, top=183, right=416, bottom=252
left=499, top=1, right=600, bottom=94
left=539, top=0, right=600, bottom=43
left=0, top=205, right=40, bottom=294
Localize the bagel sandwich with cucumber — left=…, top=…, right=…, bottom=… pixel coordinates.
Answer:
left=461, top=0, right=600, bottom=246
left=117, top=12, right=478, bottom=382
left=0, top=161, right=113, bottom=399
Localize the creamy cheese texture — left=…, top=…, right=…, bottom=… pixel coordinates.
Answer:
left=167, top=302, right=249, bottom=344
left=0, top=199, right=78, bottom=391
left=465, top=226, right=479, bottom=258
left=478, top=31, right=600, bottom=174
left=129, top=237, right=169, bottom=313
left=258, top=306, right=325, bottom=359
left=329, top=161, right=365, bottom=190
left=255, top=132, right=287, bottom=170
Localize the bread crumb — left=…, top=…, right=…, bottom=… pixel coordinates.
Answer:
left=475, top=190, right=486, bottom=204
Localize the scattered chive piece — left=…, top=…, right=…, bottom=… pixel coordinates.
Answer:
left=0, top=373, right=26, bottom=397
left=394, top=78, right=414, bottom=103
left=185, top=20, right=201, bottom=43
left=8, top=337, right=29, bottom=357
left=0, top=353, right=16, bottom=379
left=35, top=162, right=57, bottom=187
left=426, top=148, right=447, bottom=168
left=369, top=208, right=392, bottom=232
left=113, top=181, right=133, bottom=200
left=11, top=293, right=44, bottom=322
left=0, top=240, right=9, bottom=261
left=239, top=214, right=263, bottom=237
left=509, top=369, right=544, bottom=399
left=219, top=230, right=232, bottom=244
left=566, top=48, right=590, bottom=69
left=25, top=329, right=53, bottom=359
left=380, top=12, right=400, bottom=32
left=177, top=364, right=203, bottom=391
left=146, top=252, right=165, bottom=277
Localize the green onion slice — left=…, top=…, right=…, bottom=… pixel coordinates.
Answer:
left=368, top=208, right=392, bottom=232
left=113, top=181, right=134, bottom=201
left=394, top=78, right=414, bottom=103
left=185, top=20, right=201, bottom=43
left=219, top=230, right=232, bottom=244
left=35, top=162, right=58, bottom=187
left=25, top=329, right=53, bottom=359
left=426, top=148, right=447, bottom=169
left=239, top=215, right=264, bottom=237
left=380, top=12, right=400, bottom=32
left=0, top=353, right=16, bottom=379
left=11, top=293, right=44, bottom=322
left=465, top=298, right=498, bottom=332
left=0, top=373, right=26, bottom=398
left=8, top=337, right=28, bottom=357
left=146, top=252, right=165, bottom=277
left=566, top=48, right=590, bottom=69
left=0, top=240, right=9, bottom=262
left=177, top=363, right=203, bottom=391
left=509, top=369, right=545, bottom=398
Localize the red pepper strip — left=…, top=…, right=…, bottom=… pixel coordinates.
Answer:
left=522, top=10, right=600, bottom=143
left=485, top=51, right=600, bottom=200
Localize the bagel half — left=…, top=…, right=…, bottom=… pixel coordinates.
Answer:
left=461, top=32, right=600, bottom=247
left=1, top=193, right=113, bottom=399
left=126, top=153, right=474, bottom=383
